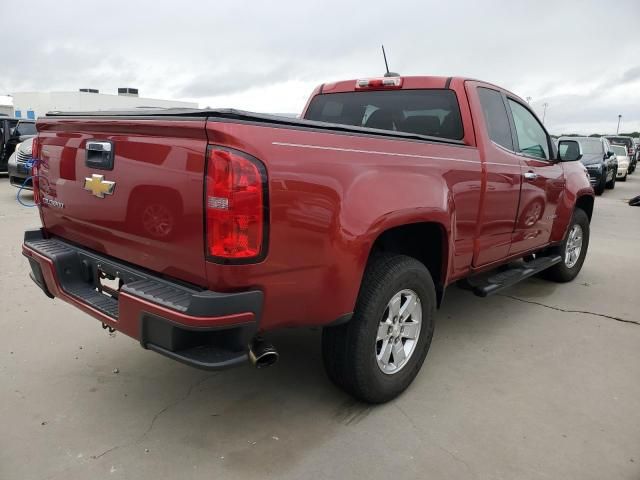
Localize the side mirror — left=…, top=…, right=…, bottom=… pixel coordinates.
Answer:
left=557, top=140, right=583, bottom=162
left=605, top=151, right=615, bottom=159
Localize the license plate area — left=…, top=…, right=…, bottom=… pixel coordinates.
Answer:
left=98, top=269, right=122, bottom=299
left=74, top=254, right=144, bottom=305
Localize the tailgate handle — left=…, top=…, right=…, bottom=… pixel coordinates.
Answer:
left=86, top=141, right=114, bottom=170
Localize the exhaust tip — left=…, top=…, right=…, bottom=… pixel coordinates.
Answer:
left=249, top=338, right=279, bottom=368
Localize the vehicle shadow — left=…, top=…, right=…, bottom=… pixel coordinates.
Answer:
left=70, top=283, right=541, bottom=475
left=69, top=326, right=373, bottom=477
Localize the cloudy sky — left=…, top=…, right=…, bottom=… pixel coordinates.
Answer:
left=2, top=0, right=639, bottom=134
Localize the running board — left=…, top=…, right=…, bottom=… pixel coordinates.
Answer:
left=461, top=255, right=562, bottom=297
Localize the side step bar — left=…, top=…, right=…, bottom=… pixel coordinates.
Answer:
left=461, top=255, right=562, bottom=297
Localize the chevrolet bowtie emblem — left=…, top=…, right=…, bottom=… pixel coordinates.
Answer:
left=84, top=174, right=116, bottom=198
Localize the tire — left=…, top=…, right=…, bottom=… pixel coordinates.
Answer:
left=620, top=173, right=627, bottom=182
left=321, top=254, right=436, bottom=403
left=606, top=169, right=616, bottom=189
left=542, top=208, right=590, bottom=283
left=594, top=173, right=606, bottom=195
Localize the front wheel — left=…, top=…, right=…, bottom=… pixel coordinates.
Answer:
left=322, top=254, right=436, bottom=403
left=542, top=209, right=590, bottom=283
left=606, top=169, right=616, bottom=189
left=594, top=173, right=606, bottom=195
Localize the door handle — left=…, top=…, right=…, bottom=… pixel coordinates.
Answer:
left=85, top=140, right=114, bottom=170
left=523, top=171, right=538, bottom=181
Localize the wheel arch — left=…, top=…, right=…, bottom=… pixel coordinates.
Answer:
left=575, top=194, right=594, bottom=221
left=365, top=220, right=450, bottom=306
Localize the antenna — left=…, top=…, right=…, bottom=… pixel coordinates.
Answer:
left=381, top=45, right=399, bottom=77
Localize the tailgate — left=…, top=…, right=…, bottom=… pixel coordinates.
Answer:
left=36, top=117, right=209, bottom=287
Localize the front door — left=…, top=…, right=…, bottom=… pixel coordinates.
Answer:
left=506, top=98, right=564, bottom=255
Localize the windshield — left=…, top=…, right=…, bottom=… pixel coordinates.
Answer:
left=15, top=122, right=37, bottom=136
left=304, top=89, right=464, bottom=141
left=606, top=137, right=632, bottom=148
left=611, top=145, right=627, bottom=156
left=570, top=138, right=602, bottom=155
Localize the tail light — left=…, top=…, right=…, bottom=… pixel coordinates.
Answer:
left=205, top=146, right=267, bottom=261
left=31, top=135, right=40, bottom=204
left=355, top=77, right=403, bottom=90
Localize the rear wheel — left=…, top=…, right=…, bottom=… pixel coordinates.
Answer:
left=542, top=208, right=590, bottom=282
left=322, top=254, right=436, bottom=403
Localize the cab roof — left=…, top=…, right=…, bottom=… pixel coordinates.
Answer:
left=315, top=75, right=524, bottom=103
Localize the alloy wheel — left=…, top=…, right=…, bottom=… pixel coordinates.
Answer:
left=564, top=224, right=583, bottom=268
left=375, top=289, right=422, bottom=375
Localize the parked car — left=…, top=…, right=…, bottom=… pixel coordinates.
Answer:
left=0, top=118, right=36, bottom=173
left=605, top=136, right=636, bottom=174
left=23, top=75, right=594, bottom=403
left=559, top=136, right=617, bottom=195
left=611, top=145, right=630, bottom=181
left=8, top=137, right=34, bottom=188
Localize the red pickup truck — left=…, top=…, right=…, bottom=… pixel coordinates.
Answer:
left=23, top=75, right=593, bottom=403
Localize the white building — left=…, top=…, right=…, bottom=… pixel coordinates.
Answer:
left=0, top=95, right=14, bottom=117
left=12, top=88, right=198, bottom=119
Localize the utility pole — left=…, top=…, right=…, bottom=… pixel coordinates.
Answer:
left=617, top=114, right=622, bottom=134
left=526, top=96, right=532, bottom=104
left=542, top=103, right=549, bottom=125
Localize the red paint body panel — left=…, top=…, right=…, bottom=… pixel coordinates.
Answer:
left=31, top=76, right=593, bottom=337
left=205, top=121, right=480, bottom=330
left=36, top=118, right=209, bottom=286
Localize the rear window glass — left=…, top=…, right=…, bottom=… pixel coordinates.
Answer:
left=569, top=139, right=603, bottom=155
left=304, top=89, right=464, bottom=141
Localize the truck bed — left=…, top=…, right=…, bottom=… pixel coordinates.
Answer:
left=45, top=108, right=466, bottom=146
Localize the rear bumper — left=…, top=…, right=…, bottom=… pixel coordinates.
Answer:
left=22, top=229, right=262, bottom=370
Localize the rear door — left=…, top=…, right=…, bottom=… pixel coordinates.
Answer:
left=506, top=98, right=564, bottom=256
left=36, top=116, right=209, bottom=286
left=467, top=83, right=523, bottom=267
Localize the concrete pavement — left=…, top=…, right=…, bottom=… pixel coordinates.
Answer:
left=1, top=173, right=638, bottom=480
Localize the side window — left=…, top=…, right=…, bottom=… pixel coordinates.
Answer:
left=477, top=87, right=513, bottom=150
left=508, top=99, right=550, bottom=160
